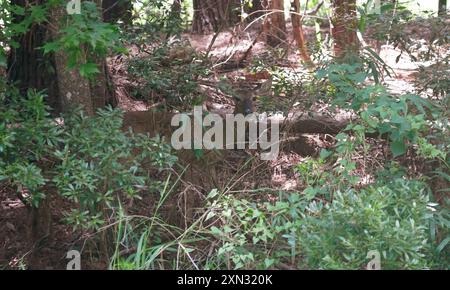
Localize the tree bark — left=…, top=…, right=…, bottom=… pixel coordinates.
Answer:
left=263, top=0, right=287, bottom=47
left=438, top=0, right=447, bottom=15
left=245, top=0, right=265, bottom=22
left=7, top=0, right=60, bottom=112
left=90, top=56, right=117, bottom=109
left=50, top=1, right=116, bottom=114
left=331, top=0, right=359, bottom=59
left=50, top=4, right=94, bottom=115
left=291, top=0, right=312, bottom=65
left=102, top=0, right=133, bottom=24
left=122, top=109, right=351, bottom=137
left=171, top=0, right=183, bottom=19
left=192, top=0, right=241, bottom=34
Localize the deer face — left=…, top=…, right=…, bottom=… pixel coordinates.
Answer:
left=233, top=91, right=256, bottom=116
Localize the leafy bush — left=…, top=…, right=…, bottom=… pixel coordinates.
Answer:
left=206, top=190, right=306, bottom=269
left=316, top=61, right=446, bottom=158
left=203, top=49, right=448, bottom=269
left=300, top=178, right=436, bottom=269
left=206, top=176, right=442, bottom=269
left=53, top=108, right=176, bottom=230
left=42, top=1, right=125, bottom=79
left=0, top=88, right=176, bottom=230
left=119, top=0, right=207, bottom=110
left=133, top=0, right=186, bottom=36
left=126, top=40, right=208, bottom=110
left=0, top=88, right=60, bottom=207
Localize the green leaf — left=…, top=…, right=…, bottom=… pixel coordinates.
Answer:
left=194, top=149, right=203, bottom=159
left=436, top=236, right=449, bottom=253
left=79, top=63, right=99, bottom=78
left=264, top=258, right=275, bottom=268
left=319, top=149, right=332, bottom=160
left=407, top=94, right=434, bottom=115
left=358, top=14, right=367, bottom=33
left=207, top=188, right=219, bottom=199
left=381, top=3, right=394, bottom=13
left=391, top=140, right=407, bottom=157
left=304, top=186, right=318, bottom=201
left=205, top=211, right=216, bottom=221
left=41, top=42, right=59, bottom=54
left=211, top=226, right=222, bottom=236
left=364, top=47, right=393, bottom=77
left=369, top=62, right=380, bottom=84
left=29, top=5, right=48, bottom=23
left=10, top=5, right=26, bottom=16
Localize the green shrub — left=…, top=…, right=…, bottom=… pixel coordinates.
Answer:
left=0, top=89, right=176, bottom=231
left=300, top=179, right=436, bottom=269
left=206, top=191, right=304, bottom=269
left=126, top=40, right=208, bottom=110
left=207, top=177, right=443, bottom=269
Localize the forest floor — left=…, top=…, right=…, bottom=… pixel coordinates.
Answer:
left=0, top=19, right=446, bottom=269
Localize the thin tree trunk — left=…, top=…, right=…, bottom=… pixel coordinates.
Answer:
left=90, top=57, right=116, bottom=109
left=263, top=0, right=287, bottom=47
left=102, top=0, right=133, bottom=24
left=291, top=0, right=312, bottom=65
left=171, top=0, right=183, bottom=19
left=245, top=0, right=264, bottom=22
left=331, top=0, right=359, bottom=59
left=439, top=0, right=447, bottom=15
left=192, top=0, right=241, bottom=34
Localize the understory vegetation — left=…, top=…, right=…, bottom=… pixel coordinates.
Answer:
left=0, top=0, right=448, bottom=270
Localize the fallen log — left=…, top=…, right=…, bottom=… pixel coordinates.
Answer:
left=268, top=111, right=351, bottom=135
left=122, top=108, right=353, bottom=137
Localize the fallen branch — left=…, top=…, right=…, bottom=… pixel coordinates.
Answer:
left=123, top=109, right=352, bottom=136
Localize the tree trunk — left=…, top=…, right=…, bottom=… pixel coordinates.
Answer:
left=50, top=4, right=94, bottom=115
left=263, top=0, right=287, bottom=47
left=7, top=1, right=114, bottom=114
left=7, top=0, right=60, bottom=112
left=171, top=0, right=183, bottom=19
left=90, top=56, right=117, bottom=109
left=192, top=0, right=241, bottom=34
left=291, top=0, right=312, bottom=65
left=331, top=0, right=359, bottom=59
left=245, top=0, right=265, bottom=22
left=50, top=1, right=116, bottom=114
left=438, top=0, right=447, bottom=15
left=102, top=0, right=133, bottom=24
